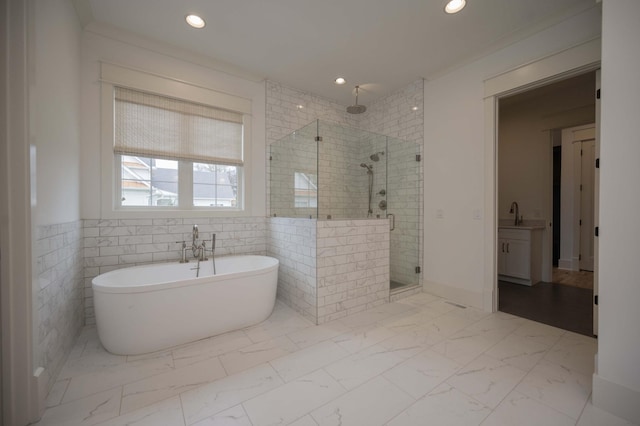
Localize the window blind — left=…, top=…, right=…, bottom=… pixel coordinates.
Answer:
left=114, top=87, right=244, bottom=165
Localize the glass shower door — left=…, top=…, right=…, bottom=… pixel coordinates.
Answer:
left=386, top=136, right=421, bottom=290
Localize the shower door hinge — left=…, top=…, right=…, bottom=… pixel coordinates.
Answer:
left=315, top=136, right=323, bottom=142
left=416, top=154, right=421, bottom=162
left=579, top=254, right=582, bottom=261
left=594, top=295, right=598, bottom=305
left=596, top=89, right=601, bottom=99
left=269, top=155, right=272, bottom=160
left=595, top=158, right=600, bottom=168
left=415, top=266, right=421, bottom=274
left=595, top=226, right=599, bottom=237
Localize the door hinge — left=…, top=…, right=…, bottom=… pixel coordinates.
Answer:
left=415, top=266, right=421, bottom=274
left=580, top=149, right=583, bottom=156
left=595, top=158, right=600, bottom=168
left=579, top=254, right=582, bottom=260
left=580, top=184, right=583, bottom=191
left=594, top=294, right=598, bottom=305
left=595, top=226, right=599, bottom=237
left=269, top=155, right=272, bottom=160
left=416, top=154, right=421, bottom=162
left=596, top=89, right=601, bottom=99
left=579, top=219, right=582, bottom=226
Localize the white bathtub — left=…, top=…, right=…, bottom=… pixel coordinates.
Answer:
left=92, top=255, right=279, bottom=355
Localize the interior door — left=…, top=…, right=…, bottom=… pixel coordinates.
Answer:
left=580, top=139, right=595, bottom=271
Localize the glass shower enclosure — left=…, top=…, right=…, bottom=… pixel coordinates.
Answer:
left=269, top=119, right=421, bottom=291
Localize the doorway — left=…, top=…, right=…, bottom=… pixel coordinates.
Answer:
left=496, top=72, right=597, bottom=336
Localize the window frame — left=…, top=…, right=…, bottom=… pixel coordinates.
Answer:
left=100, top=63, right=253, bottom=218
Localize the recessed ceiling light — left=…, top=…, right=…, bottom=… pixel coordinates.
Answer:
left=186, top=14, right=206, bottom=29
left=296, top=104, right=304, bottom=110
left=444, top=0, right=466, bottom=14
left=335, top=77, right=346, bottom=85
left=411, top=106, right=419, bottom=111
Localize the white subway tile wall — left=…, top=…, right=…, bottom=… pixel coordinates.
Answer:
left=268, top=217, right=390, bottom=324
left=82, top=217, right=267, bottom=324
left=35, top=220, right=84, bottom=395
left=316, top=219, right=390, bottom=323
left=267, top=218, right=317, bottom=323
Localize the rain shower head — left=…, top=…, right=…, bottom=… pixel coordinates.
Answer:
left=347, top=86, right=367, bottom=114
left=370, top=151, right=385, bottom=162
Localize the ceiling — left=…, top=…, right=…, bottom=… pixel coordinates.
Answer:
left=77, top=0, right=598, bottom=105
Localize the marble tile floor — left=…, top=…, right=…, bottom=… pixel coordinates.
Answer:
left=36, top=293, right=636, bottom=426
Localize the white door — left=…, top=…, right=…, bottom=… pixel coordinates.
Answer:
left=580, top=139, right=595, bottom=271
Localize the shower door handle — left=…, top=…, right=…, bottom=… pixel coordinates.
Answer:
left=387, top=214, right=395, bottom=231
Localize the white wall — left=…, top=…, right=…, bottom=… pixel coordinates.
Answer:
left=32, top=0, right=82, bottom=226
left=80, top=26, right=266, bottom=219
left=31, top=0, right=85, bottom=410
left=593, top=0, right=640, bottom=423
left=423, top=6, right=602, bottom=307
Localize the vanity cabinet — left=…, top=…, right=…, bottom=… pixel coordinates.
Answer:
left=498, top=227, right=542, bottom=286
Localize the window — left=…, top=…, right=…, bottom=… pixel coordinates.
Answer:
left=294, top=172, right=317, bottom=208
left=113, top=86, right=245, bottom=210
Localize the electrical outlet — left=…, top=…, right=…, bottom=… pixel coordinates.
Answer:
left=436, top=209, right=444, bottom=219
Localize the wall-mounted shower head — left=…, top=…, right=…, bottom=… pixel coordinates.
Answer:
left=370, top=151, right=385, bottom=162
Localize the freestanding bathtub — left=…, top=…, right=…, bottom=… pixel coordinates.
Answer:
left=92, top=255, right=279, bottom=355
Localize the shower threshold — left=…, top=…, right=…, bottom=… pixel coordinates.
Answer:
left=390, top=281, right=420, bottom=294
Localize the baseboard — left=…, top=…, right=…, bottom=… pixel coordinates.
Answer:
left=558, top=258, right=575, bottom=270
left=592, top=373, right=640, bottom=424
left=423, top=280, right=484, bottom=310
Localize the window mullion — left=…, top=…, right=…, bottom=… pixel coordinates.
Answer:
left=178, top=160, right=193, bottom=209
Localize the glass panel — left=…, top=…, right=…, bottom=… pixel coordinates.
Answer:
left=386, top=137, right=421, bottom=289
left=120, top=155, right=178, bottom=206
left=269, top=120, right=318, bottom=218
left=317, top=121, right=387, bottom=220
left=193, top=163, right=239, bottom=207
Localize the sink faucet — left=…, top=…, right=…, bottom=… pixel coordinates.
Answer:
left=509, top=202, right=521, bottom=226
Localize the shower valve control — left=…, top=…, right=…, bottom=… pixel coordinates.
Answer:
left=378, top=200, right=387, bottom=210
left=378, top=189, right=386, bottom=196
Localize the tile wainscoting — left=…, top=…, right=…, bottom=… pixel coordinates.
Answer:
left=82, top=217, right=268, bottom=325
left=35, top=220, right=84, bottom=397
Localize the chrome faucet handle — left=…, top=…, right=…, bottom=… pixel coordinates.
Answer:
left=200, top=240, right=208, bottom=261
left=175, top=241, right=189, bottom=263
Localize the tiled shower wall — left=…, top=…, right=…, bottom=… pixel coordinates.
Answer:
left=359, top=79, right=424, bottom=288
left=35, top=221, right=84, bottom=395
left=267, top=217, right=390, bottom=325
left=316, top=219, right=389, bottom=323
left=266, top=79, right=424, bottom=289
left=82, top=217, right=267, bottom=324
left=267, top=218, right=317, bottom=323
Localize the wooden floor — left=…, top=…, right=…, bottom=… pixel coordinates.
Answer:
left=499, top=280, right=594, bottom=337
left=551, top=268, right=594, bottom=289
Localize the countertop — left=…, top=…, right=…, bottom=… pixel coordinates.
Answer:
left=498, top=224, right=545, bottom=230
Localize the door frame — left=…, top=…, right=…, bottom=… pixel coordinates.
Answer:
left=482, top=38, right=601, bottom=312
left=1, top=0, right=40, bottom=424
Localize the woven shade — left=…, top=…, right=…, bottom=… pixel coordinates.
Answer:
left=114, top=87, right=244, bottom=165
